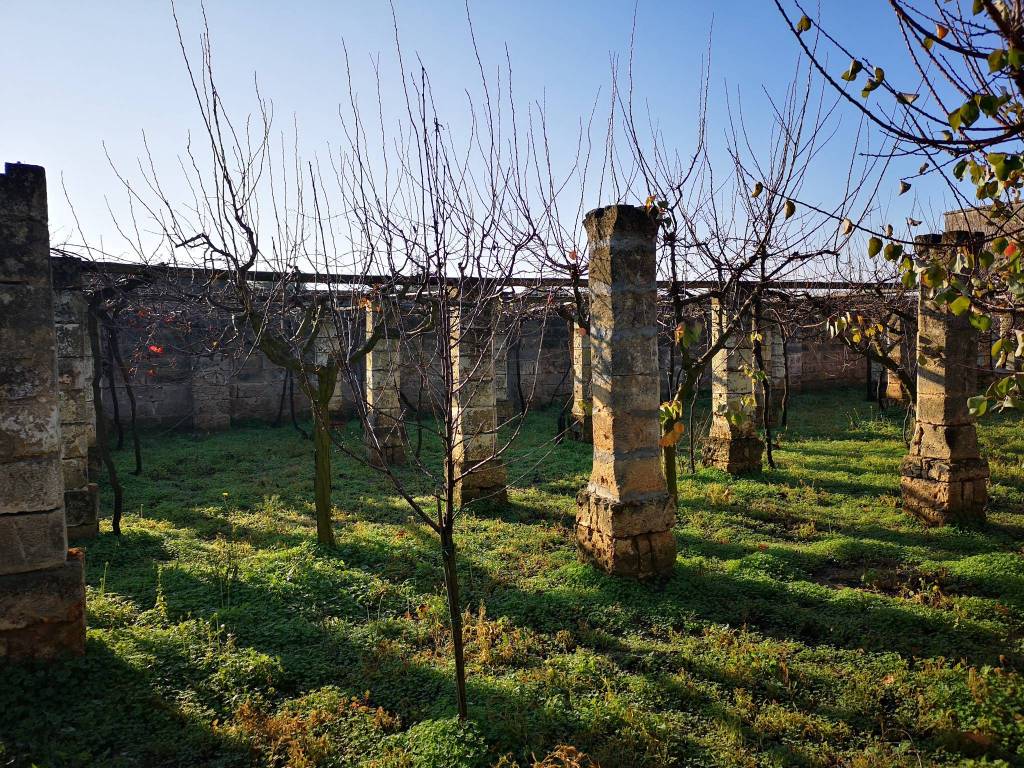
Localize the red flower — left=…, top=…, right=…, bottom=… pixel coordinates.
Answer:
left=148, top=344, right=164, bottom=355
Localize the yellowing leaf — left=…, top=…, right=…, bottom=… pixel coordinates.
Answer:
left=751, top=181, right=763, bottom=198
left=784, top=199, right=796, bottom=219
left=841, top=218, right=854, bottom=235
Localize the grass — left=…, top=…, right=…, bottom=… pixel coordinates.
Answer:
left=1, top=388, right=1023, bottom=767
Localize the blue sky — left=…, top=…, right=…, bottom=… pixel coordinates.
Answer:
left=1, top=1, right=940, bottom=256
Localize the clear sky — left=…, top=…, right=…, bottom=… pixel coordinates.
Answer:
left=1, top=1, right=939, bottom=258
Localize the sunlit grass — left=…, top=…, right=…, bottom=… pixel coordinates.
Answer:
left=0, top=389, right=1021, bottom=767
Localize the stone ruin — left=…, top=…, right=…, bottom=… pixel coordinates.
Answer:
left=0, top=158, right=999, bottom=670
left=0, top=163, right=86, bottom=660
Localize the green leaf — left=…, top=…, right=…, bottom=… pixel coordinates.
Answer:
left=867, top=237, right=883, bottom=257
left=949, top=295, right=972, bottom=316
left=969, top=312, right=993, bottom=332
left=1010, top=47, right=1024, bottom=70
left=968, top=395, right=989, bottom=416
left=959, top=99, right=981, bottom=128
left=988, top=48, right=1007, bottom=73
left=977, top=93, right=999, bottom=117
left=972, top=0, right=984, bottom=14
left=948, top=108, right=963, bottom=132
left=841, top=59, right=863, bottom=82
left=953, top=159, right=969, bottom=179
left=883, top=242, right=903, bottom=261
left=796, top=14, right=812, bottom=34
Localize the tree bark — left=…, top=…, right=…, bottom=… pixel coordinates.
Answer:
left=440, top=525, right=468, bottom=720
left=312, top=368, right=337, bottom=547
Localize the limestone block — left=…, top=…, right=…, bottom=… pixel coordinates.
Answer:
left=0, top=456, right=63, bottom=515
left=65, top=484, right=99, bottom=539
left=0, top=508, right=67, bottom=575
left=0, top=549, right=86, bottom=659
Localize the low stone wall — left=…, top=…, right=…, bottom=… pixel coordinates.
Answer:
left=86, top=289, right=874, bottom=430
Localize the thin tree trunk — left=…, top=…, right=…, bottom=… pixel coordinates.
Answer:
left=105, top=341, right=124, bottom=450
left=88, top=309, right=123, bottom=535
left=440, top=525, right=468, bottom=720
left=312, top=369, right=336, bottom=547
left=106, top=321, right=142, bottom=474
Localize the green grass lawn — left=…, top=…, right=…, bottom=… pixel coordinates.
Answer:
left=2, top=389, right=1023, bottom=767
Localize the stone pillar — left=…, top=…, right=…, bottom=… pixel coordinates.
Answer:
left=0, top=162, right=86, bottom=660
left=52, top=259, right=99, bottom=539
left=364, top=300, right=405, bottom=467
left=191, top=354, right=231, bottom=431
left=493, top=325, right=514, bottom=422
left=753, top=323, right=785, bottom=426
left=570, top=324, right=593, bottom=442
left=703, top=299, right=763, bottom=474
left=575, top=205, right=675, bottom=579
left=451, top=298, right=507, bottom=507
left=900, top=232, right=989, bottom=525
left=885, top=319, right=908, bottom=403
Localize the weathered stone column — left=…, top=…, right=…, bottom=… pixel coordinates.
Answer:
left=575, top=205, right=675, bottom=579
left=0, top=162, right=86, bottom=659
left=191, top=353, right=231, bottom=431
left=52, top=259, right=99, bottom=539
left=364, top=299, right=405, bottom=467
left=703, top=298, right=763, bottom=474
left=752, top=322, right=785, bottom=427
left=451, top=298, right=507, bottom=507
left=570, top=323, right=593, bottom=442
left=885, top=319, right=908, bottom=403
left=493, top=326, right=513, bottom=422
left=900, top=232, right=989, bottom=525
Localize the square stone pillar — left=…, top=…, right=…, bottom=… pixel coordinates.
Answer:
left=451, top=299, right=507, bottom=507
left=493, top=326, right=514, bottom=422
left=570, top=324, right=593, bottom=443
left=752, top=322, right=784, bottom=427
left=900, top=232, right=989, bottom=525
left=191, top=353, right=231, bottom=431
left=52, top=259, right=99, bottom=539
left=703, top=298, right=763, bottom=474
left=575, top=205, right=675, bottom=579
left=364, top=300, right=405, bottom=467
left=0, top=162, right=86, bottom=660
left=885, top=319, right=908, bottom=403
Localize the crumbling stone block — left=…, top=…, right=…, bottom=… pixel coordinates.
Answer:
left=575, top=205, right=675, bottom=579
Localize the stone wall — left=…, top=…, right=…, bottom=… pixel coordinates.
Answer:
left=56, top=263, right=886, bottom=430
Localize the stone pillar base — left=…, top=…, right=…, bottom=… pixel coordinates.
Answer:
left=453, top=460, right=507, bottom=508
left=367, top=444, right=406, bottom=469
left=900, top=457, right=989, bottom=525
left=65, top=483, right=99, bottom=540
left=496, top=401, right=515, bottom=422
left=0, top=549, right=86, bottom=660
left=575, top=488, right=676, bottom=579
left=702, top=436, right=763, bottom=474
left=570, top=414, right=593, bottom=444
